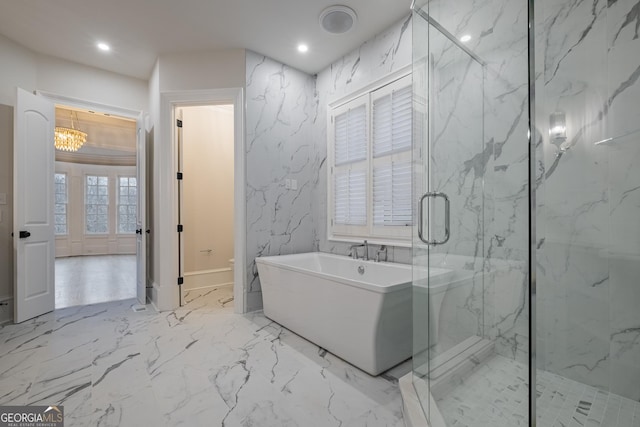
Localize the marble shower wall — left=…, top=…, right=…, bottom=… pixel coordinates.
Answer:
left=245, top=51, right=318, bottom=311
left=312, top=15, right=414, bottom=264
left=535, top=0, right=640, bottom=401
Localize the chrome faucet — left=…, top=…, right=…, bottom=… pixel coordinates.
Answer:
left=349, top=243, right=363, bottom=259
left=348, top=240, right=369, bottom=260
left=375, top=245, right=387, bottom=262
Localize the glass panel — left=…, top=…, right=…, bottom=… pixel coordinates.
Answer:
left=535, top=0, right=640, bottom=424
left=118, top=176, right=137, bottom=234
left=86, top=175, right=109, bottom=234
left=54, top=173, right=67, bottom=235
left=412, top=0, right=530, bottom=425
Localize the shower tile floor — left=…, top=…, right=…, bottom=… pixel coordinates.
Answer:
left=435, top=354, right=640, bottom=427
left=0, top=285, right=405, bottom=427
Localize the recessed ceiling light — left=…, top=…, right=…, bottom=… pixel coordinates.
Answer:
left=319, top=5, right=357, bottom=34
left=298, top=44, right=309, bottom=53
left=460, top=34, right=472, bottom=43
left=97, top=42, right=110, bottom=52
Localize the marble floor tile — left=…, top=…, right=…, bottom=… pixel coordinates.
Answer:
left=0, top=286, right=405, bottom=427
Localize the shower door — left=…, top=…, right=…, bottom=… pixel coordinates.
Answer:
left=412, top=7, right=488, bottom=424
left=412, top=0, right=534, bottom=422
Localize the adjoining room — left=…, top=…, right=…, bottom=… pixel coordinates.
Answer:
left=178, top=104, right=235, bottom=308
left=53, top=106, right=138, bottom=309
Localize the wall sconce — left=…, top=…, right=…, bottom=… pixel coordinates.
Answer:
left=549, top=111, right=567, bottom=144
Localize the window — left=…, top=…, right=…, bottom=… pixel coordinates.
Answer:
left=85, top=175, right=109, bottom=234
left=54, top=173, right=68, bottom=235
left=117, top=177, right=137, bottom=234
left=329, top=73, right=412, bottom=243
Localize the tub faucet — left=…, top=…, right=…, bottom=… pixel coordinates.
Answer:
left=349, top=243, right=364, bottom=259
left=348, top=240, right=369, bottom=260
left=375, top=245, right=387, bottom=262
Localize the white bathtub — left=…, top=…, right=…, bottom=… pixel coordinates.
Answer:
left=255, top=252, right=453, bottom=375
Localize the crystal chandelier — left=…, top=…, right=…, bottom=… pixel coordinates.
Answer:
left=55, top=111, right=87, bottom=152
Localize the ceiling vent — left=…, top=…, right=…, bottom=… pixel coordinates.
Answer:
left=319, top=5, right=358, bottom=34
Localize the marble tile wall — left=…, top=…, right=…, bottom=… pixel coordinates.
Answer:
left=245, top=17, right=415, bottom=311
left=312, top=15, right=414, bottom=265
left=244, top=51, right=318, bottom=311
left=535, top=0, right=640, bottom=402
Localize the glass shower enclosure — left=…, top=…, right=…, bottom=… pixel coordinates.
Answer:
left=410, top=0, right=640, bottom=425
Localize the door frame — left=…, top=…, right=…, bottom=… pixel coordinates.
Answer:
left=36, top=90, right=147, bottom=299
left=160, top=88, right=246, bottom=313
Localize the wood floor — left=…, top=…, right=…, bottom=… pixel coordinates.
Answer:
left=55, top=255, right=136, bottom=309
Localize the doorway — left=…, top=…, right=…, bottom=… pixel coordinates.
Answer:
left=53, top=106, right=139, bottom=309
left=177, top=105, right=235, bottom=308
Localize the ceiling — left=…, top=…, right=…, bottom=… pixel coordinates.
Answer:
left=0, top=0, right=412, bottom=80
left=55, top=106, right=136, bottom=165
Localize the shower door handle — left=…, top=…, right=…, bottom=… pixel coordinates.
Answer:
left=418, top=192, right=450, bottom=245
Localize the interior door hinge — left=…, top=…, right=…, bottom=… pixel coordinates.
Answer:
left=178, top=277, right=184, bottom=285
left=177, top=224, right=183, bottom=232
left=177, top=172, right=183, bottom=180
left=176, top=119, right=183, bottom=128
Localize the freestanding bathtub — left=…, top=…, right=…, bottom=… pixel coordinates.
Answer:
left=256, top=252, right=453, bottom=376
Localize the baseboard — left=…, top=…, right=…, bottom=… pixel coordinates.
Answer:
left=183, top=267, right=233, bottom=290
left=183, top=282, right=233, bottom=292
left=148, top=281, right=160, bottom=312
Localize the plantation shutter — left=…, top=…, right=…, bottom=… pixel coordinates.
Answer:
left=373, top=161, right=412, bottom=225
left=373, top=84, right=412, bottom=156
left=372, top=76, right=412, bottom=226
left=334, top=104, right=367, bottom=165
left=334, top=170, right=367, bottom=225
left=333, top=100, right=367, bottom=226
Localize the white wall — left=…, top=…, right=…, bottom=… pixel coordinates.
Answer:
left=0, top=105, right=13, bottom=323
left=54, top=162, right=137, bottom=258
left=0, top=34, right=147, bottom=112
left=181, top=105, right=234, bottom=290
left=158, top=49, right=246, bottom=92
left=0, top=35, right=37, bottom=105
left=36, top=54, right=147, bottom=112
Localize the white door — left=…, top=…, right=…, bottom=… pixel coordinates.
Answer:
left=135, top=112, right=146, bottom=305
left=14, top=88, right=55, bottom=323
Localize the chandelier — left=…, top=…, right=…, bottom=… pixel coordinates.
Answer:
left=55, top=111, right=87, bottom=152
